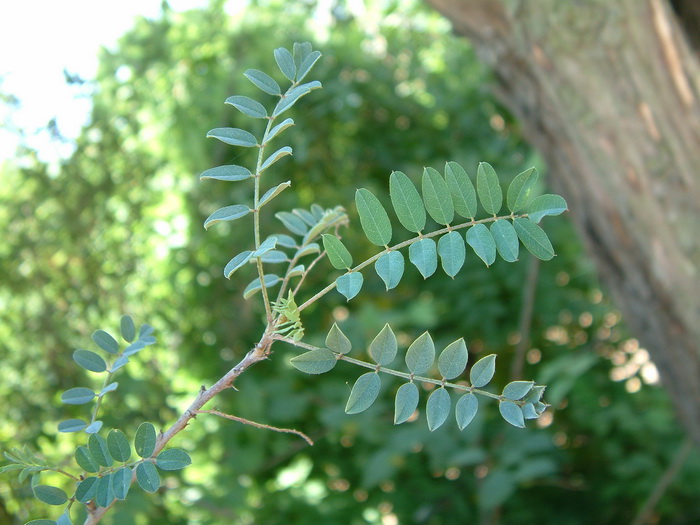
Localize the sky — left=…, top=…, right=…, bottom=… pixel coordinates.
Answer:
left=0, top=0, right=210, bottom=162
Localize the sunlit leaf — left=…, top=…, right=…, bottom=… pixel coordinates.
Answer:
left=244, top=68, right=281, bottom=95
left=297, top=50, right=322, bottom=82
left=455, top=393, right=479, bottom=430
left=33, top=485, right=68, bottom=506
left=437, top=231, right=465, bottom=278
left=100, top=382, right=118, bottom=395
left=259, top=181, right=291, bottom=209
left=470, top=354, right=497, bottom=388
left=273, top=82, right=322, bottom=117
left=405, top=332, right=435, bottom=375
left=134, top=422, right=156, bottom=458
left=293, top=208, right=317, bottom=226
left=253, top=236, right=278, bottom=257
left=136, top=462, right=160, bottom=493
left=356, top=188, right=392, bottom=246
left=58, top=419, right=86, bottom=433
left=274, top=47, right=296, bottom=81
left=260, top=147, right=292, bottom=173
left=445, top=161, right=477, bottom=219
left=325, top=323, right=351, bottom=354
left=409, top=238, right=437, bottom=279
left=155, top=449, right=192, bottom=471
left=426, top=388, right=450, bottom=431
left=243, top=275, right=281, bottom=299
left=375, top=250, right=404, bottom=290
left=263, top=118, right=294, bottom=143
left=120, top=315, right=136, bottom=343
left=336, top=272, right=363, bottom=301
left=527, top=194, right=568, bottom=223
left=502, top=380, right=535, bottom=401
left=369, top=324, right=397, bottom=365
left=322, top=234, right=353, bottom=269
left=203, top=204, right=251, bottom=230
left=291, top=349, right=337, bottom=374
left=499, top=401, right=525, bottom=428
left=513, top=218, right=555, bottom=260
left=200, top=164, right=252, bottom=182
left=438, top=339, right=468, bottom=380
left=476, top=162, right=502, bottom=215
left=390, top=171, right=425, bottom=233
left=394, top=382, right=419, bottom=424
left=260, top=250, right=288, bottom=263
left=225, top=95, right=267, bottom=119
left=507, top=167, right=539, bottom=213
left=61, top=387, right=95, bottom=405
left=206, top=127, right=258, bottom=147
left=92, top=330, right=119, bottom=354
left=85, top=421, right=103, bottom=434
left=345, top=372, right=381, bottom=414
left=422, top=167, right=454, bottom=225
left=224, top=251, right=253, bottom=279
left=490, top=220, right=519, bottom=262
left=73, top=350, right=107, bottom=373
left=466, top=224, right=496, bottom=266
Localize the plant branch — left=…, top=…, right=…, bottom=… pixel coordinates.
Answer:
left=197, top=409, right=313, bottom=446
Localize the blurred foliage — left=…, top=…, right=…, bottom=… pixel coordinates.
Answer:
left=1, top=0, right=699, bottom=524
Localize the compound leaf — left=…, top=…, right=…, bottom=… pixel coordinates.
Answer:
left=438, top=339, right=468, bottom=380
left=120, top=315, right=136, bottom=343
left=405, top=332, right=435, bottom=375
left=107, top=429, right=131, bottom=463
left=470, top=354, right=497, bottom=388
left=499, top=401, right=525, bottom=428
left=134, top=422, right=156, bottom=458
left=61, top=387, right=95, bottom=405
left=73, top=350, right=107, bottom=373
left=476, top=162, right=502, bottom=215
left=426, top=388, right=451, bottom=431
left=437, top=231, right=466, bottom=278
left=369, top=324, right=397, bottom=366
left=156, top=449, right=192, bottom=471
left=325, top=323, right=351, bottom=354
left=33, top=485, right=68, bottom=506
left=455, top=393, right=479, bottom=430
left=136, top=462, right=160, bottom=493
left=244, top=68, right=281, bottom=95
left=466, top=224, right=496, bottom=266
left=390, top=171, right=425, bottom=233
left=422, top=167, right=454, bottom=225
left=356, top=188, right=392, bottom=246
left=336, top=272, right=363, bottom=301
left=409, top=238, right=437, bottom=279
left=92, top=330, right=119, bottom=354
left=290, top=349, right=337, bottom=374
left=345, top=372, right=381, bottom=414
left=375, top=250, right=404, bottom=290
left=206, top=127, right=258, bottom=148
left=445, top=161, right=477, bottom=219
left=490, top=220, right=519, bottom=262
left=507, top=167, right=539, bottom=213
left=322, top=234, right=352, bottom=270
left=527, top=194, right=568, bottom=223
left=225, top=95, right=267, bottom=119
left=394, top=382, right=419, bottom=424
left=514, top=218, right=555, bottom=260
left=200, top=165, right=252, bottom=182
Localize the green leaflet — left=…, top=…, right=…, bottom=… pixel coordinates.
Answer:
left=390, top=171, right=426, bottom=233
left=253, top=236, right=277, bottom=256
left=409, top=238, right=437, bottom=279
left=437, top=231, right=466, bottom=278
left=112, top=466, right=132, bottom=500
left=58, top=419, right=86, bottom=433
left=260, top=147, right=293, bottom=173
left=274, top=47, right=296, bottom=81
left=204, top=204, right=251, bottom=230
left=263, top=118, right=294, bottom=143
left=107, top=429, right=131, bottom=462
left=33, top=485, right=68, bottom=506
left=276, top=211, right=309, bottom=235
left=394, top=382, right=419, bottom=424
left=422, top=167, right=454, bottom=225
left=345, top=372, right=381, bottom=414
left=405, top=332, right=435, bottom=375
left=96, top=474, right=115, bottom=506
left=455, top=393, right=479, bottom=430
left=206, top=127, right=258, bottom=148
left=355, top=188, right=392, bottom=246
left=88, top=434, right=113, bottom=467
left=437, top=339, right=468, bottom=380
left=466, top=224, right=496, bottom=266
left=92, top=329, right=119, bottom=354
left=336, top=272, right=363, bottom=301
left=73, top=349, right=106, bottom=373
left=155, top=449, right=192, bottom=471
left=322, top=234, right=353, bottom=270
left=273, top=82, right=322, bottom=117
left=224, top=251, right=253, bottom=279
left=375, top=251, right=404, bottom=290
left=75, top=446, right=99, bottom=473
left=296, top=50, right=322, bottom=83
left=490, top=220, right=519, bottom=262
left=426, top=388, right=451, bottom=431
left=291, top=349, right=337, bottom=374
left=470, top=354, right=496, bottom=388
left=244, top=68, right=281, bottom=95
left=445, top=161, right=477, bottom=219
left=502, top=380, right=535, bottom=401
left=120, top=315, right=136, bottom=343
left=136, top=462, right=160, bottom=493
left=499, top=401, right=525, bottom=428
left=326, top=323, right=351, bottom=354
left=135, top=422, right=156, bottom=458
left=243, top=275, right=281, bottom=299
left=200, top=165, right=252, bottom=182
left=369, top=324, right=397, bottom=366
left=513, top=218, right=555, bottom=260
left=527, top=194, right=568, bottom=223
left=61, top=387, right=95, bottom=405
left=75, top=476, right=98, bottom=503
left=225, top=95, right=268, bottom=119
left=506, top=167, right=539, bottom=213
left=476, top=162, right=502, bottom=215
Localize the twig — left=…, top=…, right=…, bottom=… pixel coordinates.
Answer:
left=197, top=409, right=314, bottom=446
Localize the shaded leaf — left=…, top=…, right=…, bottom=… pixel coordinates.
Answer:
left=75, top=476, right=98, bottom=503
left=507, top=167, right=539, bottom=213
left=120, top=315, right=136, bottom=343
left=107, top=429, right=131, bottom=463
left=422, top=167, right=454, bottom=225
left=295, top=243, right=320, bottom=258
left=345, top=372, right=381, bottom=414
left=336, top=272, right=363, bottom=301
left=95, top=473, right=113, bottom=506
left=325, top=323, right=351, bottom=354
left=274, top=234, right=297, bottom=248
left=136, top=462, right=160, bottom=493
left=466, top=224, right=496, bottom=266
left=224, top=251, right=253, bottom=279
left=75, top=446, right=99, bottom=473
left=455, top=393, right=479, bottom=430
left=369, top=324, right=397, bottom=365
left=134, top=422, right=156, bottom=458
left=470, top=354, right=497, bottom=388
left=203, top=204, right=251, bottom=230
left=490, top=220, right=519, bottom=262
left=274, top=47, right=296, bottom=81
left=409, top=238, right=437, bottom=279
left=200, top=164, right=252, bottom=182
left=259, top=181, right=291, bottom=208
left=88, top=434, right=113, bottom=468
left=155, top=449, right=192, bottom=471
left=476, top=162, right=502, bottom=215
left=260, top=146, right=292, bottom=173
left=514, top=218, right=555, bottom=260
left=225, top=95, right=267, bottom=119
left=276, top=211, right=308, bottom=235
left=527, top=194, right=568, bottom=223
left=244, top=68, right=281, bottom=95
left=206, top=127, right=258, bottom=147
left=394, top=382, right=419, bottom=425
left=92, top=330, right=119, bottom=354
left=445, top=161, right=477, bottom=219
left=356, top=188, right=392, bottom=246
left=112, top=466, right=131, bottom=500
left=375, top=251, right=404, bottom=290
left=243, top=274, right=281, bottom=299
left=263, top=117, right=294, bottom=143
left=260, top=250, right=288, bottom=263
left=61, top=387, right=95, bottom=405
left=502, top=381, right=535, bottom=401
left=389, top=171, right=425, bottom=233
left=499, top=401, right=525, bottom=428
left=426, top=388, right=451, bottom=431
left=438, top=339, right=468, bottom=380
left=73, top=350, right=107, bottom=373
left=322, top=234, right=352, bottom=269
left=293, top=208, right=316, bottom=226
left=58, top=419, right=86, bottom=433
left=290, top=349, right=337, bottom=374
left=33, top=485, right=68, bottom=506
left=437, top=231, right=465, bottom=278
left=287, top=264, right=305, bottom=278
left=405, top=332, right=435, bottom=375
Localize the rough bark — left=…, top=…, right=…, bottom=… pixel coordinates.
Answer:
left=425, top=0, right=700, bottom=445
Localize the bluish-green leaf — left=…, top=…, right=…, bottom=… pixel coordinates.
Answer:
left=155, top=449, right=192, bottom=471
left=107, top=429, right=131, bottom=463
left=507, top=167, right=539, bottom=213
left=455, top=393, right=479, bottom=430
left=445, top=161, right=477, bottom=219
left=225, top=95, right=268, bottom=119
left=85, top=421, right=103, bottom=434
left=375, top=251, right=404, bottom=290
left=513, top=218, right=555, bottom=260
left=136, top=462, right=160, bottom=493
left=88, top=434, right=113, bottom=468
left=293, top=208, right=316, bottom=226
left=139, top=324, right=154, bottom=338
left=438, top=339, right=468, bottom=380
left=75, top=446, right=99, bottom=473
left=336, top=272, right=363, bottom=301
left=135, top=422, right=156, bottom=458
left=259, top=181, right=291, bottom=208
left=95, top=474, right=114, bottom=507
left=476, top=162, right=502, bottom=215
left=92, top=330, right=119, bottom=354
left=61, top=387, right=95, bottom=405
left=345, top=372, right=381, bottom=414
left=253, top=236, right=277, bottom=257
left=203, top=204, right=251, bottom=230
left=111, top=355, right=130, bottom=369
left=322, top=234, right=352, bottom=270
left=502, top=381, right=535, bottom=401
left=470, top=354, right=496, bottom=388
left=310, top=203, right=325, bottom=221
left=422, top=167, right=454, bottom=225
left=58, top=419, right=86, bottom=433
left=206, top=127, right=258, bottom=147
left=527, top=194, right=568, bottom=223
left=243, top=274, right=280, bottom=299
left=73, top=350, right=107, bottom=373
left=276, top=211, right=308, bottom=236
left=25, top=520, right=57, bottom=525
left=369, top=324, right=397, bottom=366
left=499, top=401, right=525, bottom=428
left=522, top=403, right=539, bottom=419
left=273, top=82, right=321, bottom=117
left=33, top=485, right=68, bottom=506
left=274, top=47, right=296, bottom=81
left=263, top=118, right=294, bottom=143
left=466, top=224, right=496, bottom=266
left=244, top=68, right=281, bottom=95
left=120, top=315, right=136, bottom=343
left=426, top=388, right=451, bottom=431
left=390, top=171, right=426, bottom=233
left=200, top=165, right=252, bottom=182
left=112, top=466, right=131, bottom=500
left=490, top=220, right=519, bottom=262
left=405, top=332, right=435, bottom=375
left=75, top=476, right=98, bottom=503
left=260, top=250, right=287, bottom=263
left=224, top=251, right=253, bottom=279
left=356, top=188, right=392, bottom=246
left=409, top=238, right=437, bottom=279
left=260, top=147, right=292, bottom=173
left=437, top=231, right=465, bottom=278
left=295, top=243, right=320, bottom=258
left=100, top=382, right=118, bottom=395
left=325, top=323, right=351, bottom=354
left=288, top=264, right=305, bottom=278
left=293, top=42, right=313, bottom=70
left=290, top=349, right=337, bottom=374
left=296, top=50, right=322, bottom=82
left=394, top=382, right=419, bottom=424
left=523, top=385, right=546, bottom=404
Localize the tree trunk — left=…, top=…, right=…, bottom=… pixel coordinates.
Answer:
left=426, top=0, right=700, bottom=445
